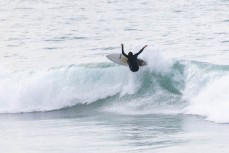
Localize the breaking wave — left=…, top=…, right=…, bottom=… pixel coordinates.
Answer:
left=1, top=50, right=229, bottom=123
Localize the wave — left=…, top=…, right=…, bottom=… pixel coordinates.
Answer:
left=0, top=63, right=127, bottom=113
left=183, top=62, right=229, bottom=123
left=1, top=50, right=229, bottom=123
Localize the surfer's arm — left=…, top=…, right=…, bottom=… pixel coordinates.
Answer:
left=121, top=44, right=128, bottom=58
left=135, top=45, right=148, bottom=56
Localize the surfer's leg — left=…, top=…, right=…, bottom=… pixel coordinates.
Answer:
left=137, top=59, right=146, bottom=66
left=137, top=59, right=143, bottom=66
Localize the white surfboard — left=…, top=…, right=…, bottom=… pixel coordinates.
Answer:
left=106, top=53, right=146, bottom=66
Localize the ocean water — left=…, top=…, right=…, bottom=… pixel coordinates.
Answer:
left=1, top=0, right=229, bottom=152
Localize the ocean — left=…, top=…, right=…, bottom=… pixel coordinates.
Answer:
left=0, top=0, right=229, bottom=152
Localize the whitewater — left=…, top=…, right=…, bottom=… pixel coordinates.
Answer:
left=1, top=0, right=229, bottom=153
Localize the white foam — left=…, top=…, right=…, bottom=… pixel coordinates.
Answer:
left=0, top=66, right=121, bottom=113
left=102, top=95, right=182, bottom=116
left=185, top=74, right=229, bottom=123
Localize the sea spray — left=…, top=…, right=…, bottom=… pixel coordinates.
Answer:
left=104, top=49, right=185, bottom=115
left=120, top=71, right=142, bottom=96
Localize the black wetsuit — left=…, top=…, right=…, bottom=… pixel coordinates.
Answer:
left=122, top=46, right=145, bottom=72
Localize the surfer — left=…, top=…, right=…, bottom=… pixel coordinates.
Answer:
left=121, top=44, right=148, bottom=72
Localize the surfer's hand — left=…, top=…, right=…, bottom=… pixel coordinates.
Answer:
left=144, top=45, right=148, bottom=48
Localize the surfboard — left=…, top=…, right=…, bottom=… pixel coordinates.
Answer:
left=106, top=54, right=147, bottom=66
